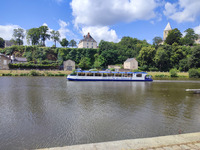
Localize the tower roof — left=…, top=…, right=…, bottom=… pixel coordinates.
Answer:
left=164, top=22, right=172, bottom=31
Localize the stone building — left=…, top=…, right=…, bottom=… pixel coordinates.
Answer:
left=163, top=22, right=172, bottom=41
left=123, top=58, right=138, bottom=70
left=0, top=54, right=11, bottom=70
left=78, top=32, right=97, bottom=49
left=63, top=60, right=75, bottom=71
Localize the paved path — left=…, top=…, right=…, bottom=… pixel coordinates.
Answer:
left=37, top=132, right=200, bottom=150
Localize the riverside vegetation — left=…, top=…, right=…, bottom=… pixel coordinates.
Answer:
left=0, top=27, right=200, bottom=79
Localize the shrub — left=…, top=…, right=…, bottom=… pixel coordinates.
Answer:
left=155, top=74, right=169, bottom=78
left=29, top=70, right=40, bottom=76
left=132, top=69, right=142, bottom=72
left=2, top=73, right=12, bottom=76
left=169, top=68, right=178, bottom=77
left=149, top=67, right=159, bottom=71
left=188, top=68, right=200, bottom=78
left=139, top=65, right=148, bottom=71
left=110, top=68, right=115, bottom=71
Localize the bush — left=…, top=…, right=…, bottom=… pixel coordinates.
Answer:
left=169, top=68, right=178, bottom=77
left=149, top=67, right=159, bottom=71
left=139, top=65, right=148, bottom=71
left=9, top=63, right=59, bottom=70
left=132, top=69, right=142, bottom=72
left=29, top=70, right=40, bottom=76
left=2, top=73, right=12, bottom=76
left=155, top=74, right=169, bottom=78
left=188, top=68, right=200, bottom=78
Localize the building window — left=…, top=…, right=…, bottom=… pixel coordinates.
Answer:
left=92, top=43, right=93, bottom=45
left=87, top=46, right=88, bottom=48
left=87, top=43, right=88, bottom=45
left=92, top=46, right=93, bottom=48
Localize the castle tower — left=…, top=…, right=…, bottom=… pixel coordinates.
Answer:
left=163, top=22, right=172, bottom=41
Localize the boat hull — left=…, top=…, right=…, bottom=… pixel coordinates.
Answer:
left=67, top=76, right=153, bottom=82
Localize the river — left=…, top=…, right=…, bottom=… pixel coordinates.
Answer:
left=0, top=77, right=200, bottom=150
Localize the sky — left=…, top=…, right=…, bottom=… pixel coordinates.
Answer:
left=1, top=0, right=200, bottom=46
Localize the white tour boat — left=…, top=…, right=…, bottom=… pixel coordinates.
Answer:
left=67, top=71, right=153, bottom=82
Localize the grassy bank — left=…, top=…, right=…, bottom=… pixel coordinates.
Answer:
left=0, top=70, right=199, bottom=80
left=147, top=72, right=194, bottom=80
left=0, top=70, right=72, bottom=77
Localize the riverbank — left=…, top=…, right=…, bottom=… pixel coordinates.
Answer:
left=37, top=132, right=200, bottom=150
left=0, top=70, right=199, bottom=80
left=0, top=70, right=71, bottom=77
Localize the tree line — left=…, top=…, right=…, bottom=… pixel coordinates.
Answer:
left=0, top=27, right=199, bottom=72
left=0, top=26, right=77, bottom=48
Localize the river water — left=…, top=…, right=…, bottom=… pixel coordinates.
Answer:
left=0, top=77, right=200, bottom=150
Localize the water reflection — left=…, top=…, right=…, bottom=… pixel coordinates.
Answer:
left=0, top=77, right=200, bottom=149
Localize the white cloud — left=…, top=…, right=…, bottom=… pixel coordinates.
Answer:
left=58, top=19, right=70, bottom=39
left=163, top=2, right=177, bottom=16
left=71, top=0, right=158, bottom=27
left=42, top=23, right=48, bottom=27
left=164, top=0, right=200, bottom=23
left=194, top=25, right=200, bottom=34
left=0, top=24, right=21, bottom=40
left=81, top=26, right=120, bottom=44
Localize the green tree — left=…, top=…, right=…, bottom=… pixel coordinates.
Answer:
left=78, top=57, right=91, bottom=70
left=100, top=49, right=118, bottom=67
left=50, top=30, right=60, bottom=47
left=154, top=46, right=171, bottom=71
left=179, top=58, right=189, bottom=71
left=26, top=28, right=40, bottom=45
left=69, top=39, right=77, bottom=48
left=183, top=28, right=198, bottom=46
left=99, top=40, right=116, bottom=53
left=153, top=36, right=163, bottom=46
left=117, top=37, right=147, bottom=58
left=39, top=26, right=50, bottom=46
left=93, top=54, right=104, bottom=69
left=60, top=38, right=69, bottom=47
left=0, top=37, right=5, bottom=48
left=188, top=46, right=200, bottom=68
left=170, top=43, right=186, bottom=68
left=13, top=28, right=25, bottom=45
left=137, top=46, right=156, bottom=68
left=165, top=28, right=182, bottom=45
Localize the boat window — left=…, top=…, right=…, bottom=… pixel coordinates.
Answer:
left=136, top=74, right=142, bottom=77
left=128, top=73, right=132, bottom=77
left=115, top=73, right=122, bottom=77
left=103, top=73, right=107, bottom=77
left=78, top=73, right=85, bottom=76
left=124, top=73, right=128, bottom=77
left=95, top=73, right=101, bottom=76
left=108, top=73, right=114, bottom=77
left=86, top=73, right=93, bottom=76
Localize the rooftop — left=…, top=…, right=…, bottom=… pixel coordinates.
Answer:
left=164, top=22, right=172, bottom=31
left=124, top=58, right=136, bottom=62
left=79, top=32, right=97, bottom=43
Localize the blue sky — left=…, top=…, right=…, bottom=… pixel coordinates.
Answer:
left=1, top=0, right=200, bottom=46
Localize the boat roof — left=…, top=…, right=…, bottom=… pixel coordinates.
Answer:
left=76, top=70, right=148, bottom=74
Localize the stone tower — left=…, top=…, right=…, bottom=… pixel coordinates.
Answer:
left=163, top=22, right=172, bottom=41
